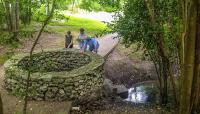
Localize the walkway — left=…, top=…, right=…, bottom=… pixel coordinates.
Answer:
left=97, top=33, right=119, bottom=57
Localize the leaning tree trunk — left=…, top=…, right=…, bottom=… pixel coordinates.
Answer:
left=179, top=0, right=200, bottom=114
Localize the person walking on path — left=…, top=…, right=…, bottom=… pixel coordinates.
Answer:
left=65, top=31, right=73, bottom=48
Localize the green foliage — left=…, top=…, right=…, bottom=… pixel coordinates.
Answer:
left=113, top=0, right=180, bottom=106
left=113, top=0, right=179, bottom=56
left=0, top=32, right=13, bottom=45
left=113, top=0, right=155, bottom=50
left=79, top=0, right=123, bottom=12
left=0, top=52, right=14, bottom=65
left=32, top=4, right=47, bottom=22
left=18, top=51, right=91, bottom=73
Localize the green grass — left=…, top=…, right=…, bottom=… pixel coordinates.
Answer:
left=48, top=15, right=110, bottom=36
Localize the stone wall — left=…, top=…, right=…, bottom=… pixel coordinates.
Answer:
left=4, top=49, right=104, bottom=101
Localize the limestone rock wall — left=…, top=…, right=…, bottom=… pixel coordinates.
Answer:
left=4, top=49, right=104, bottom=101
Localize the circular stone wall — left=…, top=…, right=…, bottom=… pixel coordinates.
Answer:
left=4, top=49, right=104, bottom=101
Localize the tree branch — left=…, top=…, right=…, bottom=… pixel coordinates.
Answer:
left=23, top=1, right=55, bottom=114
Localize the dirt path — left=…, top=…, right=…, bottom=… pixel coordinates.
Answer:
left=15, top=33, right=65, bottom=53
left=11, top=32, right=118, bottom=57
left=96, top=33, right=118, bottom=57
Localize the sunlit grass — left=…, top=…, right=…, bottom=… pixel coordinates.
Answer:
left=48, top=15, right=110, bottom=36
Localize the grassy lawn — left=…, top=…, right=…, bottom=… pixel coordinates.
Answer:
left=48, top=15, right=109, bottom=36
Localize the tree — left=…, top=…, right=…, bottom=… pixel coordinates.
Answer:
left=0, top=93, right=3, bottom=114
left=113, top=0, right=178, bottom=105
left=20, top=0, right=32, bottom=25
left=179, top=0, right=200, bottom=113
left=22, top=1, right=56, bottom=114
left=79, top=0, right=123, bottom=12
left=3, top=0, right=19, bottom=32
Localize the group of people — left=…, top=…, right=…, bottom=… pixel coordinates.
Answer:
left=65, top=28, right=99, bottom=53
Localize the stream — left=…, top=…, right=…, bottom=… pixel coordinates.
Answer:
left=122, top=82, right=159, bottom=104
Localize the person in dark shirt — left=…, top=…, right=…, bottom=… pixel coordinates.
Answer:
left=65, top=31, right=73, bottom=48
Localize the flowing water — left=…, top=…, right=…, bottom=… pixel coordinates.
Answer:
left=124, top=82, right=159, bottom=104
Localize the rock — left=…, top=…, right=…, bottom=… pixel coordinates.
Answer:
left=50, top=87, right=58, bottom=93
left=39, top=85, right=48, bottom=92
left=103, top=78, right=128, bottom=98
left=6, top=79, right=17, bottom=84
left=74, top=82, right=79, bottom=86
left=21, top=75, right=28, bottom=80
left=53, top=78, right=65, bottom=84
left=45, top=90, right=56, bottom=100
left=40, top=75, right=52, bottom=82
left=58, top=89, right=65, bottom=96
left=79, top=80, right=84, bottom=83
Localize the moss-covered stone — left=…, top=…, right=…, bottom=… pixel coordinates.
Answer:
left=4, top=49, right=104, bottom=101
left=17, top=51, right=91, bottom=73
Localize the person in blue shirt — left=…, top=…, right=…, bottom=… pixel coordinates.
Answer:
left=86, top=36, right=99, bottom=53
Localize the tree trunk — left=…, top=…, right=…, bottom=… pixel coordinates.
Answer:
left=190, top=0, right=200, bottom=112
left=179, top=0, right=200, bottom=114
left=145, top=0, right=170, bottom=105
left=45, top=0, right=49, bottom=15
left=0, top=93, right=3, bottom=114
left=20, top=0, right=31, bottom=25
left=15, top=0, right=19, bottom=30
left=4, top=0, right=19, bottom=33
left=28, top=0, right=31, bottom=24
left=10, top=1, right=19, bottom=41
left=4, top=1, right=12, bottom=31
left=11, top=2, right=16, bottom=32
